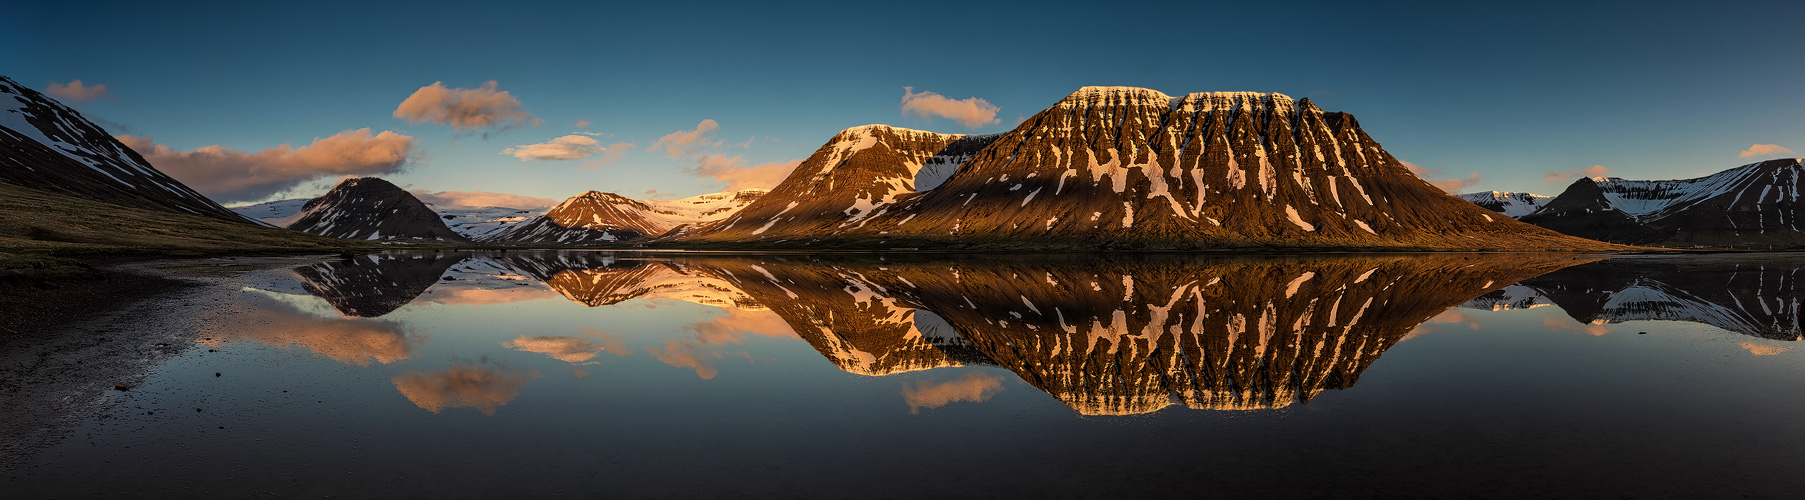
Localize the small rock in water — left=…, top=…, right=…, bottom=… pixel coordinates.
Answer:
left=1638, top=331, right=1647, bottom=335
left=442, top=276, right=455, bottom=281
left=215, top=373, right=221, bottom=377
left=114, top=383, right=131, bottom=391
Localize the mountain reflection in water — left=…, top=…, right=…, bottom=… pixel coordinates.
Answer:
left=1460, top=255, right=1805, bottom=340
left=275, top=251, right=1612, bottom=415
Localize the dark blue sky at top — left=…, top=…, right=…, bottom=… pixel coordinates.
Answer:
left=4, top=0, right=1801, bottom=201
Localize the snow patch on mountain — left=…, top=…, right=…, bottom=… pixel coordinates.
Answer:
left=1456, top=191, right=1552, bottom=218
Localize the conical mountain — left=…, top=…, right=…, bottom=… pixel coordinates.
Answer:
left=489, top=189, right=765, bottom=244
left=0, top=75, right=244, bottom=221
left=1520, top=159, right=1805, bottom=246
left=286, top=177, right=466, bottom=241
left=678, top=87, right=1617, bottom=251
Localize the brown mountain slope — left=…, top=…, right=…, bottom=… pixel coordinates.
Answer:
left=676, top=87, right=1622, bottom=251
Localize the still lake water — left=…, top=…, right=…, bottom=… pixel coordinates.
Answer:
left=4, top=251, right=1805, bottom=498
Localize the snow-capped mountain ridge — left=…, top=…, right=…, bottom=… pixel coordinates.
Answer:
left=1522, top=159, right=1805, bottom=245
left=1455, top=191, right=1552, bottom=218
left=0, top=75, right=246, bottom=221
left=487, top=188, right=766, bottom=244
left=1590, top=160, right=1805, bottom=221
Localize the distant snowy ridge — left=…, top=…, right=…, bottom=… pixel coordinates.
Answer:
left=1455, top=191, right=1552, bottom=218
left=487, top=189, right=766, bottom=244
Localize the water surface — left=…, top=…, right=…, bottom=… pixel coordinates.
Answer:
left=4, top=251, right=1803, bottom=498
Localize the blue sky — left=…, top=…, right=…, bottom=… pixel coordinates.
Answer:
left=5, top=0, right=1801, bottom=205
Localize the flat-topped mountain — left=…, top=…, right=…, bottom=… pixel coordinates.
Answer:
left=680, top=87, right=1618, bottom=251
left=1456, top=191, right=1552, bottom=218
left=1521, top=159, right=1805, bottom=246
left=0, top=75, right=245, bottom=221
left=286, top=177, right=466, bottom=242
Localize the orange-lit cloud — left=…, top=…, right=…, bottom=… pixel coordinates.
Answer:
left=411, top=189, right=557, bottom=209
left=1542, top=316, right=1611, bottom=336
left=502, top=328, right=630, bottom=364
left=1543, top=165, right=1613, bottom=184
left=393, top=81, right=538, bottom=136
left=392, top=362, right=540, bottom=416
left=687, top=308, right=798, bottom=343
left=1401, top=160, right=1482, bottom=193
left=203, top=295, right=416, bottom=366
left=118, top=129, right=418, bottom=203
left=645, top=309, right=796, bottom=379
left=1739, top=342, right=1792, bottom=356
left=1404, top=309, right=1483, bottom=340
left=901, top=372, right=1004, bottom=414
left=1738, top=144, right=1795, bottom=158
left=648, top=119, right=723, bottom=159
left=686, top=155, right=800, bottom=191
left=45, top=79, right=111, bottom=101
left=901, top=87, right=1000, bottom=129
left=574, top=119, right=591, bottom=129
left=646, top=339, right=734, bottom=380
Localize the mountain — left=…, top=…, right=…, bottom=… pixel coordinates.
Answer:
left=291, top=253, right=463, bottom=317
left=1461, top=255, right=1805, bottom=341
left=1456, top=191, right=1552, bottom=217
left=231, top=198, right=312, bottom=227
left=236, top=198, right=545, bottom=240
left=1519, top=159, right=1805, bottom=246
left=285, top=177, right=467, bottom=242
left=487, top=189, right=765, bottom=244
left=433, top=205, right=543, bottom=241
left=0, top=75, right=245, bottom=222
left=675, top=125, right=1000, bottom=242
left=683, top=253, right=1597, bottom=413
left=679, top=87, right=1617, bottom=251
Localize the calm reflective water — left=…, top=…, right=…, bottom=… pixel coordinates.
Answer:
left=4, top=251, right=1805, bottom=498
